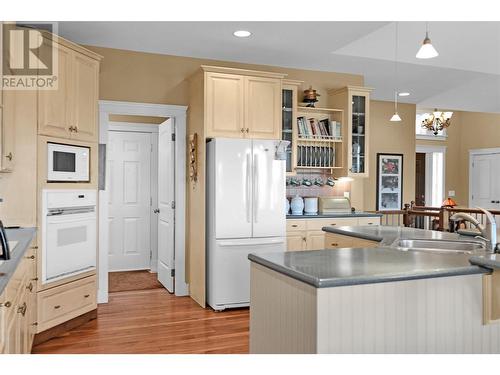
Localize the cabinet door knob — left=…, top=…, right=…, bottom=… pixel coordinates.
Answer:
left=302, top=237, right=306, bottom=241
left=245, top=128, right=249, bottom=133
left=291, top=224, right=298, bottom=228
left=240, top=128, right=245, bottom=133
left=5, top=152, right=13, bottom=161
left=0, top=301, right=12, bottom=308
left=84, top=294, right=90, bottom=298
left=69, top=126, right=74, bottom=132
left=26, top=283, right=33, bottom=292
left=25, top=255, right=35, bottom=260
left=54, top=305, right=61, bottom=309
left=331, top=243, right=339, bottom=247
left=153, top=209, right=160, bottom=213
left=74, top=126, right=79, bottom=133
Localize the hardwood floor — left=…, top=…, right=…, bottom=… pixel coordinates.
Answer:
left=108, top=270, right=163, bottom=292
left=32, top=288, right=249, bottom=354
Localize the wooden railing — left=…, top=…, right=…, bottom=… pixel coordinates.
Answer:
left=374, top=203, right=500, bottom=232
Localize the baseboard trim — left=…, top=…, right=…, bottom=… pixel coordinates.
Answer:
left=32, top=309, right=98, bottom=347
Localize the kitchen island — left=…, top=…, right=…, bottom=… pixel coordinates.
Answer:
left=248, top=226, right=500, bottom=353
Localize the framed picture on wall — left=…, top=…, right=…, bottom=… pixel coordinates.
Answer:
left=376, top=153, right=403, bottom=211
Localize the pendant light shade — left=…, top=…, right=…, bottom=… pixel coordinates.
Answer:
left=390, top=112, right=402, bottom=122
left=416, top=24, right=439, bottom=59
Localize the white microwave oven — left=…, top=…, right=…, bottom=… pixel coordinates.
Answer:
left=47, top=142, right=90, bottom=182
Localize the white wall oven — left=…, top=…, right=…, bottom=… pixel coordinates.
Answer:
left=47, top=142, right=90, bottom=182
left=42, top=189, right=97, bottom=284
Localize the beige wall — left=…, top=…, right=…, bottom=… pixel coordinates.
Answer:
left=416, top=111, right=500, bottom=206
left=363, top=101, right=417, bottom=211
left=84, top=46, right=363, bottom=107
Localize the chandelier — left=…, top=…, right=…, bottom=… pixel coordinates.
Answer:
left=421, top=109, right=453, bottom=135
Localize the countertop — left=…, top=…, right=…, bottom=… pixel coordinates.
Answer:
left=286, top=212, right=382, bottom=219
left=248, top=226, right=493, bottom=288
left=0, top=228, right=36, bottom=296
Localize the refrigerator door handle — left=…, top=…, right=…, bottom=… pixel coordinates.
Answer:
left=246, top=153, right=251, bottom=223
left=253, top=153, right=259, bottom=223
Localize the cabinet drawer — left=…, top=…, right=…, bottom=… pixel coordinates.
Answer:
left=286, top=220, right=306, bottom=232
left=357, top=217, right=381, bottom=226
left=306, top=218, right=358, bottom=231
left=37, top=275, right=96, bottom=332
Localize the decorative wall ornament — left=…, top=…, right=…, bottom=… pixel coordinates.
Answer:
left=188, top=133, right=198, bottom=183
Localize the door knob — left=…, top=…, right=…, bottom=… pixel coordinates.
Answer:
left=5, top=152, right=12, bottom=161
left=153, top=209, right=160, bottom=213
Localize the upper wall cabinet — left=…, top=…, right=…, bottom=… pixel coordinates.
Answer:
left=205, top=72, right=245, bottom=137
left=329, top=86, right=373, bottom=178
left=38, top=36, right=101, bottom=143
left=202, top=66, right=285, bottom=140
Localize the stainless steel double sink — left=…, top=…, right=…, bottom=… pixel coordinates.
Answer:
left=391, top=238, right=486, bottom=255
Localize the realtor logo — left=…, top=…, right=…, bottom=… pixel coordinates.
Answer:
left=1, top=22, right=58, bottom=90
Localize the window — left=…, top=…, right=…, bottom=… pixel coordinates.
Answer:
left=415, top=111, right=447, bottom=140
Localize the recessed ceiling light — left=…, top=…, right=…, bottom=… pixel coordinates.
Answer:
left=398, top=92, right=410, bottom=97
left=233, top=30, right=251, bottom=38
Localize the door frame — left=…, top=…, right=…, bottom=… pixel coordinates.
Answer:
left=108, top=123, right=158, bottom=273
left=416, top=145, right=446, bottom=207
left=469, top=147, right=500, bottom=207
left=98, top=100, right=188, bottom=303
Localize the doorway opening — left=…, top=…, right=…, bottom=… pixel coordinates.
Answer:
left=107, top=123, right=159, bottom=292
left=415, top=145, right=446, bottom=228
left=98, top=101, right=188, bottom=303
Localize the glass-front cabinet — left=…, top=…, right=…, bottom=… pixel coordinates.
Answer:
left=328, top=86, right=372, bottom=178
left=281, top=80, right=302, bottom=174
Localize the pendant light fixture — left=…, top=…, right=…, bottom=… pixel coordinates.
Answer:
left=416, top=22, right=439, bottom=59
left=390, top=22, right=402, bottom=122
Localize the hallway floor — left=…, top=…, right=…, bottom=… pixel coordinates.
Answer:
left=32, top=288, right=249, bottom=354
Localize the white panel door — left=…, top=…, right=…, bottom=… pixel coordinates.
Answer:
left=108, top=131, right=152, bottom=271
left=214, top=138, right=253, bottom=239
left=252, top=140, right=286, bottom=238
left=157, top=119, right=175, bottom=292
left=470, top=153, right=500, bottom=209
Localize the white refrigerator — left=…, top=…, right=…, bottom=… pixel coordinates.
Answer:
left=206, top=138, right=286, bottom=311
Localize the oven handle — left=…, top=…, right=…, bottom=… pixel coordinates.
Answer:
left=47, top=207, right=95, bottom=216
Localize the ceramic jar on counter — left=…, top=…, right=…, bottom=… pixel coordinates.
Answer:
left=290, top=195, right=304, bottom=215
left=304, top=197, right=318, bottom=215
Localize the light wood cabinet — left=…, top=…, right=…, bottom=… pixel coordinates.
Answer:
left=38, top=37, right=100, bottom=142
left=286, top=216, right=381, bottom=251
left=72, top=53, right=99, bottom=142
left=202, top=66, right=284, bottom=140
left=36, top=275, right=97, bottom=333
left=205, top=72, right=245, bottom=137
left=286, top=232, right=307, bottom=251
left=324, top=232, right=379, bottom=249
left=0, top=67, right=16, bottom=172
left=0, top=246, right=37, bottom=354
left=38, top=41, right=73, bottom=139
left=306, top=230, right=328, bottom=250
left=329, top=86, right=373, bottom=178
left=244, top=76, right=281, bottom=139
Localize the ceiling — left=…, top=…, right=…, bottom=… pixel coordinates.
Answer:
left=58, top=21, right=500, bottom=113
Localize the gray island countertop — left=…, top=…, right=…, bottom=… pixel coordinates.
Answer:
left=0, top=227, right=36, bottom=295
left=248, top=226, right=497, bottom=288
